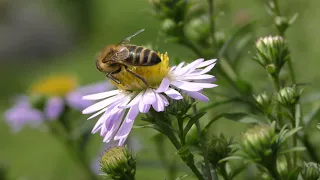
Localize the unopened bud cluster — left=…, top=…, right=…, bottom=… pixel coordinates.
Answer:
left=301, top=162, right=320, bottom=180
left=254, top=36, right=289, bottom=75
left=241, top=123, right=277, bottom=164
left=207, top=134, right=233, bottom=167
left=277, top=87, right=302, bottom=108
left=254, top=92, right=272, bottom=114
left=100, top=146, right=136, bottom=180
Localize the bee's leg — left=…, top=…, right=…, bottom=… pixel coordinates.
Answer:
left=106, top=73, right=120, bottom=84
left=124, top=66, right=150, bottom=87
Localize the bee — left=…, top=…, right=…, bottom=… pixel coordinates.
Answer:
left=96, top=29, right=161, bottom=86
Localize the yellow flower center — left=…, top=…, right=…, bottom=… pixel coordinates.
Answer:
left=30, top=75, right=77, bottom=96
left=112, top=52, right=170, bottom=91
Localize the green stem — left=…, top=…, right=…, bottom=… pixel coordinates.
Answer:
left=271, top=74, right=283, bottom=125
left=290, top=106, right=298, bottom=167
left=191, top=99, right=212, bottom=180
left=272, top=0, right=296, bottom=85
left=207, top=0, right=215, bottom=46
left=155, top=113, right=205, bottom=180
left=218, top=164, right=229, bottom=180
left=266, top=163, right=280, bottom=180
left=272, top=0, right=281, bottom=16
left=166, top=133, right=205, bottom=180
left=287, top=59, right=296, bottom=84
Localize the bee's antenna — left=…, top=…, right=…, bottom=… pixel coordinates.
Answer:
left=119, top=29, right=145, bottom=44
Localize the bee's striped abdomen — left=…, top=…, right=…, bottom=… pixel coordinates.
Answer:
left=124, top=45, right=161, bottom=66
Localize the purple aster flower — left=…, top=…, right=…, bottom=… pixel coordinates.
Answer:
left=4, top=80, right=113, bottom=132
left=82, top=53, right=217, bottom=146
left=4, top=96, right=43, bottom=132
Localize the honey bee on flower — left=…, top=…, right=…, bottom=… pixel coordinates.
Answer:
left=83, top=29, right=218, bottom=146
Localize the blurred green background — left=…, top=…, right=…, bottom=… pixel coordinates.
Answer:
left=0, top=0, right=319, bottom=179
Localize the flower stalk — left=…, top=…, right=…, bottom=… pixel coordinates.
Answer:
left=191, top=99, right=212, bottom=180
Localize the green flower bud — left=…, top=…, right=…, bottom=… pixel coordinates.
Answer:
left=254, top=92, right=272, bottom=113
left=254, top=36, right=289, bottom=75
left=277, top=159, right=300, bottom=180
left=301, top=162, right=320, bottom=180
left=100, top=146, right=136, bottom=180
left=207, top=134, right=233, bottom=167
left=275, top=16, right=289, bottom=33
left=240, top=123, right=278, bottom=167
left=162, top=18, right=176, bottom=35
left=214, top=31, right=226, bottom=48
left=185, top=16, right=210, bottom=44
left=277, top=87, right=302, bottom=108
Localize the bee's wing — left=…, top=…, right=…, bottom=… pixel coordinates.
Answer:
left=118, top=29, right=145, bottom=45
left=112, top=46, right=130, bottom=61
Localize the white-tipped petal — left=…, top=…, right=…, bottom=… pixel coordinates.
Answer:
left=82, top=90, right=119, bottom=100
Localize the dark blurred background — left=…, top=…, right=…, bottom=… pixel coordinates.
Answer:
left=0, top=0, right=319, bottom=179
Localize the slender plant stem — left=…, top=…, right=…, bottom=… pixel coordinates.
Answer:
left=271, top=0, right=296, bottom=85
left=166, top=133, right=205, bottom=180
left=272, top=0, right=281, bottom=15
left=155, top=113, right=205, bottom=180
left=207, top=0, right=215, bottom=46
left=266, top=162, right=280, bottom=180
left=218, top=165, right=229, bottom=180
left=271, top=74, right=283, bottom=124
left=191, top=99, right=212, bottom=180
left=290, top=106, right=298, bottom=167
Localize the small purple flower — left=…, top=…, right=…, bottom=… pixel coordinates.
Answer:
left=4, top=82, right=113, bottom=132
left=82, top=57, right=217, bottom=146
left=4, top=96, right=43, bottom=132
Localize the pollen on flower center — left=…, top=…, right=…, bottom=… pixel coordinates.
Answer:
left=112, top=52, right=170, bottom=91
left=30, top=75, right=78, bottom=96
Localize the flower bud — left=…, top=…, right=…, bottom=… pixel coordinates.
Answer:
left=185, top=16, right=210, bottom=44
left=162, top=18, right=176, bottom=35
left=240, top=123, right=277, bottom=167
left=214, top=31, right=226, bottom=48
left=301, top=162, right=320, bottom=180
left=277, top=159, right=300, bottom=180
left=207, top=134, right=233, bottom=167
left=254, top=92, right=271, bottom=113
left=275, top=16, right=289, bottom=33
left=254, top=36, right=289, bottom=75
left=277, top=87, right=302, bottom=108
left=100, top=146, right=136, bottom=180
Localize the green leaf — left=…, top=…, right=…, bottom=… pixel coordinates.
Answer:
left=199, top=98, right=243, bottom=112
left=281, top=126, right=302, bottom=142
left=295, top=104, right=301, bottom=128
left=218, top=156, right=243, bottom=163
left=202, top=113, right=261, bottom=133
left=183, top=112, right=206, bottom=137
left=289, top=13, right=299, bottom=25
left=217, top=22, right=255, bottom=59
left=280, top=147, right=306, bottom=155
left=317, top=123, right=320, bottom=130
left=303, top=104, right=320, bottom=126
left=175, top=174, right=189, bottom=180
left=133, top=124, right=165, bottom=134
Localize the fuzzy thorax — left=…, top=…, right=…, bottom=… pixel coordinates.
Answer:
left=112, top=52, right=170, bottom=91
